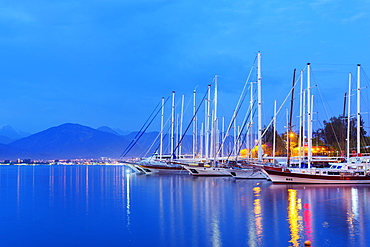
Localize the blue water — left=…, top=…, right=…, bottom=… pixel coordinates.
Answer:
left=0, top=165, right=369, bottom=247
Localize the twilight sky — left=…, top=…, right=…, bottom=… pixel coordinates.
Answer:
left=0, top=0, right=370, bottom=134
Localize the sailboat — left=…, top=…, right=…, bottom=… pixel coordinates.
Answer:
left=263, top=63, right=370, bottom=184
left=184, top=53, right=267, bottom=177
left=227, top=52, right=268, bottom=179
left=182, top=78, right=233, bottom=176
left=133, top=92, right=191, bottom=175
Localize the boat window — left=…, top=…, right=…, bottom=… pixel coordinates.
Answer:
left=337, top=166, right=342, bottom=169
left=328, top=171, right=340, bottom=175
left=190, top=169, right=199, bottom=174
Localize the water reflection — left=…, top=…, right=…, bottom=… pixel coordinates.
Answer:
left=2, top=166, right=370, bottom=247
left=303, top=203, right=313, bottom=243
left=253, top=185, right=263, bottom=246
left=287, top=189, right=302, bottom=246
left=126, top=171, right=131, bottom=231
left=270, top=183, right=370, bottom=247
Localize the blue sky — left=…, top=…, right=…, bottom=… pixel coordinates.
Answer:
left=0, top=0, right=370, bottom=134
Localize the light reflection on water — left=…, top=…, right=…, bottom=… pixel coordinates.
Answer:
left=0, top=165, right=369, bottom=247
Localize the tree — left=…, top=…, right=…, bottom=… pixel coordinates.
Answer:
left=320, top=115, right=367, bottom=153
left=262, top=125, right=285, bottom=156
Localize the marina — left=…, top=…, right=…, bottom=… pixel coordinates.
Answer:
left=0, top=164, right=368, bottom=246
left=1, top=1, right=370, bottom=246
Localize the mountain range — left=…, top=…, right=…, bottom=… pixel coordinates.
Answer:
left=0, top=123, right=164, bottom=160
left=0, top=123, right=233, bottom=161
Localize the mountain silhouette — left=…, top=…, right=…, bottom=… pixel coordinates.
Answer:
left=0, top=123, right=196, bottom=160
left=8, top=123, right=130, bottom=159
left=0, top=125, right=30, bottom=144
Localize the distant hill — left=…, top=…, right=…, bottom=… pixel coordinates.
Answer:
left=9, top=123, right=131, bottom=159
left=0, top=123, right=197, bottom=160
left=0, top=143, right=46, bottom=160
left=0, top=135, right=13, bottom=144
left=0, top=125, right=30, bottom=143
left=114, top=128, right=131, bottom=136
left=97, top=126, right=120, bottom=135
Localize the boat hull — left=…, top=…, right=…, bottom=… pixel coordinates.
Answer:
left=229, top=168, right=268, bottom=179
left=137, top=164, right=188, bottom=175
left=264, top=167, right=370, bottom=184
left=183, top=166, right=232, bottom=176
left=122, top=162, right=146, bottom=174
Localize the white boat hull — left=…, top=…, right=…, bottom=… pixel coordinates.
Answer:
left=183, top=166, right=232, bottom=176
left=137, top=164, right=188, bottom=175
left=230, top=168, right=268, bottom=179
left=122, top=162, right=146, bottom=174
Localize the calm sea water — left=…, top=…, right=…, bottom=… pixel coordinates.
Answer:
left=0, top=165, right=369, bottom=247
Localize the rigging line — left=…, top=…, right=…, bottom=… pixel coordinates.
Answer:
left=143, top=119, right=174, bottom=158
left=147, top=123, right=173, bottom=158
left=171, top=86, right=210, bottom=159
left=255, top=71, right=302, bottom=151
left=120, top=96, right=170, bottom=158
left=119, top=99, right=162, bottom=158
left=237, top=107, right=257, bottom=160
left=216, top=63, right=256, bottom=157
left=124, top=102, right=165, bottom=157
left=315, top=80, right=344, bottom=153
left=224, top=99, right=256, bottom=161
left=216, top=82, right=252, bottom=157
left=225, top=106, right=256, bottom=162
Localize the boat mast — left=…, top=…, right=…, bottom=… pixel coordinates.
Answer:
left=213, top=75, right=219, bottom=162
left=307, top=63, right=312, bottom=169
left=249, top=80, right=254, bottom=158
left=233, top=111, right=237, bottom=157
left=286, top=108, right=289, bottom=158
left=273, top=100, right=277, bottom=157
left=200, top=122, right=204, bottom=158
left=347, top=73, right=352, bottom=161
left=287, top=69, right=296, bottom=167
left=171, top=91, right=175, bottom=160
left=257, top=52, right=263, bottom=161
left=179, top=94, right=185, bottom=157
left=160, top=97, right=165, bottom=159
left=193, top=90, right=197, bottom=159
left=298, top=70, right=304, bottom=165
left=221, top=116, right=225, bottom=158
left=205, top=84, right=211, bottom=162
left=357, top=64, right=361, bottom=155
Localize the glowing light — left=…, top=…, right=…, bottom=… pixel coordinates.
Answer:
left=287, top=189, right=303, bottom=247
left=253, top=186, right=263, bottom=245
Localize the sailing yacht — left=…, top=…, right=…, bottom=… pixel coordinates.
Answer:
left=227, top=52, right=268, bottom=179
left=183, top=162, right=233, bottom=176
left=135, top=154, right=188, bottom=175
left=263, top=63, right=370, bottom=184
left=229, top=164, right=268, bottom=179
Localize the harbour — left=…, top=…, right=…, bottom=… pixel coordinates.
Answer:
left=1, top=164, right=368, bottom=246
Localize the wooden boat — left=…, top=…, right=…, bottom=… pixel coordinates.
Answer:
left=263, top=163, right=370, bottom=184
